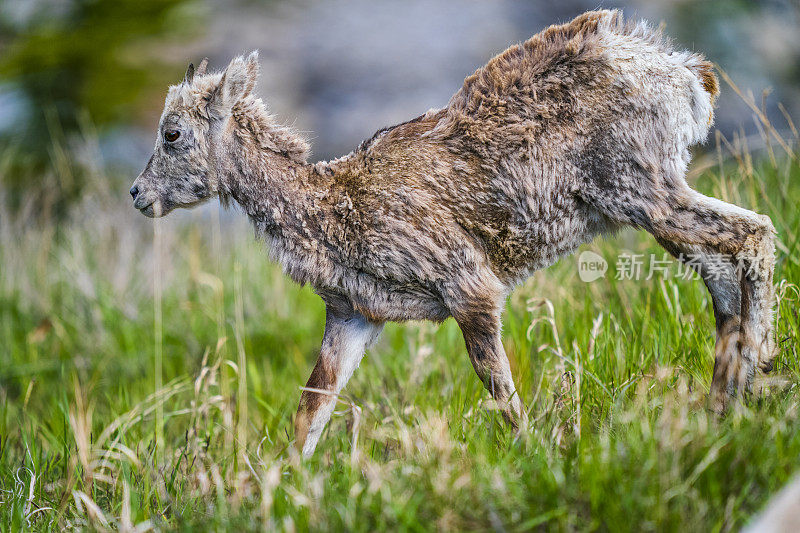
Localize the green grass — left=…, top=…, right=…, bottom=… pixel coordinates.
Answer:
left=2, top=129, right=800, bottom=530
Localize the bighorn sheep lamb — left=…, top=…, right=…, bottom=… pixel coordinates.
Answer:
left=131, top=10, right=776, bottom=457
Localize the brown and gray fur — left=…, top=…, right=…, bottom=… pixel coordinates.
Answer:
left=131, top=10, right=777, bottom=457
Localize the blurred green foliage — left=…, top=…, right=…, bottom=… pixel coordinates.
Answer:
left=0, top=0, right=203, bottom=218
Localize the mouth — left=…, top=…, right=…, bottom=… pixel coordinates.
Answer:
left=138, top=203, right=156, bottom=218
left=133, top=197, right=167, bottom=218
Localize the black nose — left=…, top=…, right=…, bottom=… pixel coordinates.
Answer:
left=129, top=185, right=139, bottom=200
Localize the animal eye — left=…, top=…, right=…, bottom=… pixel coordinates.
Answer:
left=164, top=130, right=180, bottom=142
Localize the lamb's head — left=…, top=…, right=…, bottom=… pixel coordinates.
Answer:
left=130, top=52, right=262, bottom=217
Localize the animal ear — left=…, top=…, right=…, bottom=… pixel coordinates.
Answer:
left=195, top=57, right=209, bottom=76
left=184, top=62, right=195, bottom=84
left=211, top=51, right=259, bottom=113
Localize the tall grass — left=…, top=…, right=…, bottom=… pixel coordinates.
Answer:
left=1, top=86, right=799, bottom=530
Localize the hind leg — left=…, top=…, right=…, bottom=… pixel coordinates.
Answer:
left=653, top=194, right=775, bottom=400
left=738, top=225, right=777, bottom=376
left=588, top=184, right=775, bottom=408
left=656, top=239, right=742, bottom=409
left=651, top=193, right=775, bottom=407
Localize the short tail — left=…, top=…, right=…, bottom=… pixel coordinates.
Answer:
left=685, top=57, right=719, bottom=140
left=694, top=61, right=720, bottom=101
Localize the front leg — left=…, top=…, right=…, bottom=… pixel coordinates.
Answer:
left=454, top=308, right=527, bottom=430
left=295, top=305, right=383, bottom=457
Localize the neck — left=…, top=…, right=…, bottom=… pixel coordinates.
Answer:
left=218, top=142, right=310, bottom=227
left=215, top=99, right=315, bottom=228
left=216, top=119, right=348, bottom=288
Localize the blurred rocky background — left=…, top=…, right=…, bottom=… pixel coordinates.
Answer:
left=1, top=0, right=798, bottom=216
